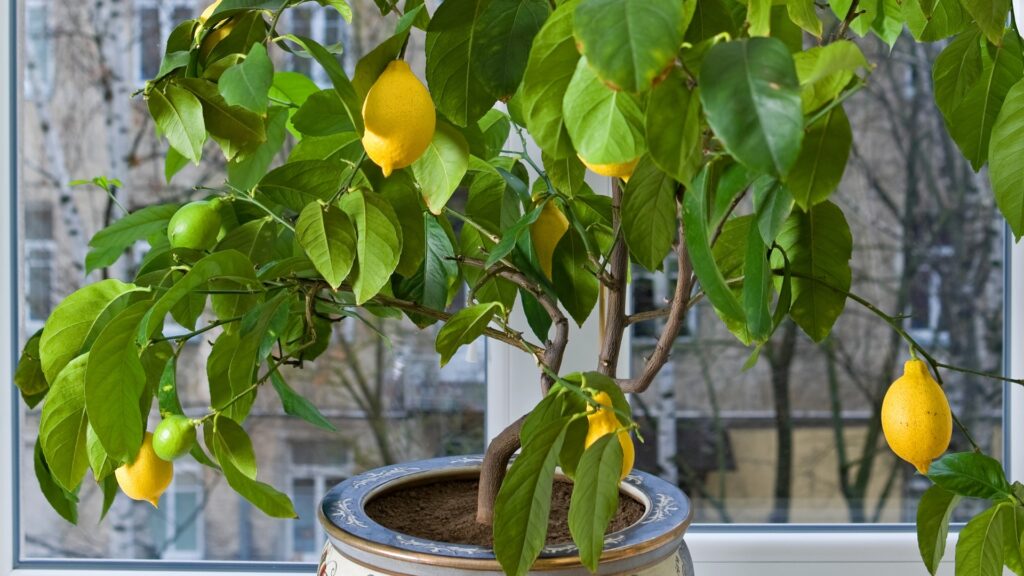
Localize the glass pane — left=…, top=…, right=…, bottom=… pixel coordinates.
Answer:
left=629, top=38, right=1004, bottom=525
left=16, top=1, right=483, bottom=564
left=137, top=6, right=161, bottom=81
left=287, top=8, right=314, bottom=78
left=291, top=479, right=316, bottom=556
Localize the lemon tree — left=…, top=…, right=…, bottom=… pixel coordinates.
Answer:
left=14, top=0, right=1024, bottom=574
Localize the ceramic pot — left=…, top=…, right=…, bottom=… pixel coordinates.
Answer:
left=318, top=455, right=694, bottom=575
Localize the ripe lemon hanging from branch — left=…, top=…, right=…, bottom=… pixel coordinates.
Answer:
left=361, top=61, right=436, bottom=177
left=881, top=359, right=952, bottom=474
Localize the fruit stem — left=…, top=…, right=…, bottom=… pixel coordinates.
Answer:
left=328, top=151, right=367, bottom=205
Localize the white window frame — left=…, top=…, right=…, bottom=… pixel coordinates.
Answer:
left=284, top=463, right=352, bottom=562
left=1, top=2, right=1021, bottom=574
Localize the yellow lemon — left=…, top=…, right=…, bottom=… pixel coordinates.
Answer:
left=584, top=391, right=635, bottom=480
left=361, top=60, right=436, bottom=177
left=881, top=359, right=952, bottom=475
left=529, top=200, right=569, bottom=280
left=115, top=432, right=174, bottom=507
left=579, top=156, right=639, bottom=183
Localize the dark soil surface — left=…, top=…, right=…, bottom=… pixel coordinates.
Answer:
left=364, top=478, right=645, bottom=547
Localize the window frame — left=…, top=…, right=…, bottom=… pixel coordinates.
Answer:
left=1, top=2, right=1021, bottom=575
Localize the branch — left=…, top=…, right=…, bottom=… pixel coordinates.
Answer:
left=598, top=182, right=630, bottom=376
left=617, top=194, right=694, bottom=394
left=475, top=415, right=525, bottom=525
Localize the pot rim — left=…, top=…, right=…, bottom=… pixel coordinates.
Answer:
left=318, top=455, right=692, bottom=570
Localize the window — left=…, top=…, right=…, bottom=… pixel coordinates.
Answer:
left=283, top=5, right=352, bottom=83
left=631, top=258, right=698, bottom=343
left=24, top=1, right=52, bottom=99
left=144, top=466, right=205, bottom=560
left=134, top=0, right=194, bottom=85
left=23, top=202, right=53, bottom=332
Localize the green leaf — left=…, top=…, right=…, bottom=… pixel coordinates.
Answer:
left=682, top=166, right=749, bottom=343
left=286, top=35, right=363, bottom=133
left=568, top=433, right=623, bottom=571
left=871, top=0, right=903, bottom=47
left=148, top=83, right=206, bottom=164
left=379, top=171, right=428, bottom=276
left=353, top=31, right=410, bottom=102
left=573, top=0, right=686, bottom=92
left=563, top=57, right=645, bottom=165
left=296, top=203, right=357, bottom=289
left=786, top=0, right=822, bottom=37
left=1005, top=506, right=1024, bottom=575
left=472, top=0, right=551, bottom=100
left=425, top=0, right=496, bottom=126
left=552, top=227, right=599, bottom=326
left=520, top=0, right=581, bottom=158
left=933, top=30, right=984, bottom=125
left=485, top=204, right=543, bottom=268
left=752, top=177, right=794, bottom=244
left=269, top=71, right=320, bottom=107
left=916, top=484, right=961, bottom=575
left=988, top=78, right=1024, bottom=241
left=39, top=354, right=90, bottom=492
left=956, top=504, right=1008, bottom=576
left=787, top=105, right=851, bottom=209
left=742, top=222, right=772, bottom=343
left=960, top=0, right=1010, bottom=46
left=228, top=107, right=289, bottom=192
left=928, top=452, right=1013, bottom=500
left=85, top=301, right=152, bottom=462
left=494, top=416, right=569, bottom=576
left=946, top=32, right=1024, bottom=171
left=40, top=279, right=141, bottom=384
left=270, top=371, right=336, bottom=431
left=141, top=250, right=259, bottom=340
left=700, top=38, right=803, bottom=176
left=205, top=0, right=287, bottom=23
left=218, top=43, right=273, bottom=113
left=15, top=330, right=48, bottom=407
left=479, top=110, right=512, bottom=160
left=903, top=0, right=969, bottom=42
left=213, top=415, right=257, bottom=478
left=178, top=78, right=266, bottom=161
left=793, top=40, right=869, bottom=114
left=291, top=89, right=354, bottom=137
left=621, top=157, right=677, bottom=271
left=770, top=202, right=852, bottom=342
left=99, top=474, right=118, bottom=521
left=647, top=75, right=702, bottom=186
left=210, top=421, right=297, bottom=518
left=405, top=214, right=459, bottom=312
left=747, top=0, right=771, bottom=36
left=86, top=424, right=117, bottom=481
left=87, top=204, right=180, bottom=273
left=288, top=132, right=361, bottom=163
left=258, top=159, right=346, bottom=212
left=34, top=440, right=79, bottom=524
left=164, top=147, right=189, bottom=184
left=435, top=302, right=501, bottom=366
left=339, top=190, right=403, bottom=304
left=412, top=121, right=471, bottom=215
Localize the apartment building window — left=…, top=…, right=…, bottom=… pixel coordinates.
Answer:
left=286, top=442, right=351, bottom=561
left=24, top=0, right=52, bottom=99
left=632, top=259, right=698, bottom=343
left=24, top=202, right=54, bottom=331
left=135, top=0, right=194, bottom=84
left=145, top=467, right=205, bottom=560
left=284, top=4, right=352, bottom=83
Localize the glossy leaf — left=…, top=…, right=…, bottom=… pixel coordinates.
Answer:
left=292, top=90, right=355, bottom=136
left=86, top=204, right=180, bottom=273
left=752, top=177, right=794, bottom=245
left=788, top=105, right=852, bottom=209
left=568, top=433, right=623, bottom=571
left=435, top=302, right=501, bottom=366
left=211, top=421, right=297, bottom=518
left=179, top=78, right=266, bottom=160
left=932, top=30, right=984, bottom=128
left=742, top=222, right=772, bottom=343
left=700, top=38, right=803, bottom=176
left=787, top=0, right=822, bottom=37
left=425, top=0, right=495, bottom=126
left=40, top=279, right=141, bottom=384
left=39, top=354, right=90, bottom=492
left=412, top=121, right=471, bottom=214
left=34, top=440, right=79, bottom=525
left=793, top=40, right=869, bottom=114
left=339, top=190, right=403, bottom=304
left=472, top=0, right=550, bottom=99
left=573, top=0, right=686, bottom=92
left=270, top=371, right=337, bottom=431
left=563, top=57, right=645, bottom=165
left=916, top=484, right=961, bottom=575
left=928, top=452, right=1013, bottom=500
left=296, top=203, right=357, bottom=289
left=286, top=35, right=363, bottom=133
left=520, top=0, right=581, bottom=158
left=258, top=159, right=347, bottom=212
left=645, top=71, right=702, bottom=185
left=903, top=0, right=969, bottom=42
left=493, top=416, right=569, bottom=576
left=552, top=227, right=599, bottom=326
left=219, top=43, right=273, bottom=113
left=771, top=202, right=852, bottom=342
left=955, top=504, right=1009, bottom=576
left=621, top=157, right=677, bottom=271
left=960, top=0, right=1010, bottom=46
left=228, top=107, right=288, bottom=192
left=989, top=78, right=1024, bottom=241
left=148, top=83, right=206, bottom=164
left=15, top=330, right=48, bottom=407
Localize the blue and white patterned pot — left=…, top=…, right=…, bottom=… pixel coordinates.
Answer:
left=318, top=455, right=694, bottom=575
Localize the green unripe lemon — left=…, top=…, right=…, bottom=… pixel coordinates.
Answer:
left=168, top=200, right=222, bottom=251
left=152, top=415, right=197, bottom=462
